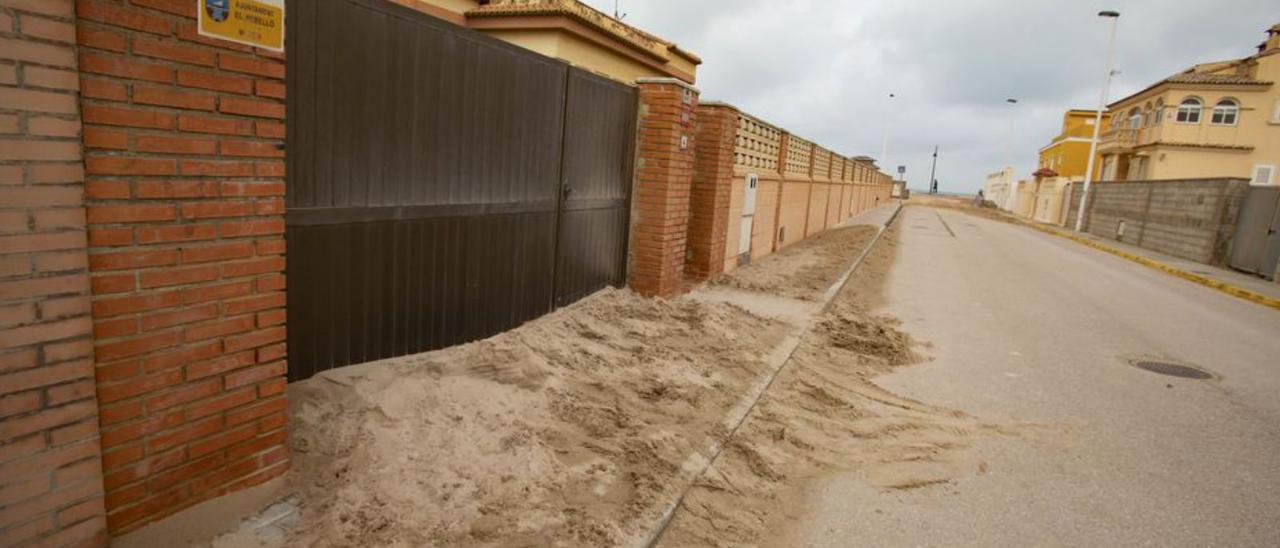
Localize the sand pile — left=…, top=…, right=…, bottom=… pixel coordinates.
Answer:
left=657, top=221, right=1018, bottom=548
left=715, top=225, right=877, bottom=301
left=228, top=289, right=790, bottom=547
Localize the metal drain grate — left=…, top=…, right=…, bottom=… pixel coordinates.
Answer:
left=1131, top=360, right=1214, bottom=379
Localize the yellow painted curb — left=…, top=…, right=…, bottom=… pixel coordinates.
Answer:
left=1022, top=222, right=1280, bottom=311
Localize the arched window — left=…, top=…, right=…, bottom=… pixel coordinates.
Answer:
left=1127, top=107, right=1142, bottom=129
left=1143, top=102, right=1153, bottom=126
left=1176, top=97, right=1202, bottom=123
left=1154, top=99, right=1165, bottom=126
left=1211, top=98, right=1239, bottom=125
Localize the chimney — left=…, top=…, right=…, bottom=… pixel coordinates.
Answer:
left=1266, top=23, right=1280, bottom=53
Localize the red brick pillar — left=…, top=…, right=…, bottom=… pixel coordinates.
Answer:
left=685, top=102, right=737, bottom=281
left=0, top=1, right=110, bottom=546
left=628, top=79, right=698, bottom=298
left=74, top=0, right=288, bottom=534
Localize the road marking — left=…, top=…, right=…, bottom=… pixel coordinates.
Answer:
left=935, top=211, right=956, bottom=237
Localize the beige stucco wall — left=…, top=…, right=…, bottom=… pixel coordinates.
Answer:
left=408, top=0, right=699, bottom=85
left=554, top=32, right=681, bottom=84
left=1146, top=147, right=1256, bottom=180
left=484, top=29, right=664, bottom=84
left=425, top=0, right=478, bottom=14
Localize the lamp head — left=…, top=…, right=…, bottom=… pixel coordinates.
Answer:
left=1098, top=10, right=1120, bottom=17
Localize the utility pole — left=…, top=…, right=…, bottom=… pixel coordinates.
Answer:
left=928, top=146, right=939, bottom=194
left=1076, top=11, right=1121, bottom=232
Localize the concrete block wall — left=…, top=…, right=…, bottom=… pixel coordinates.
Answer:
left=1067, top=178, right=1250, bottom=265
left=1, top=1, right=110, bottom=545
left=75, top=0, right=289, bottom=535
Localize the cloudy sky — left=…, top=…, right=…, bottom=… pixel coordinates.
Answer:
left=581, top=0, right=1277, bottom=193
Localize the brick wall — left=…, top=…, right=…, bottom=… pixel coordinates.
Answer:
left=628, top=79, right=698, bottom=297
left=0, top=0, right=110, bottom=546
left=74, top=0, right=288, bottom=534
left=1067, top=178, right=1250, bottom=265
left=685, top=103, right=735, bottom=281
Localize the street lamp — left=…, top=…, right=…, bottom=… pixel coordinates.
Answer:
left=1004, top=98, right=1018, bottom=210
left=1076, top=10, right=1121, bottom=232
left=881, top=93, right=895, bottom=168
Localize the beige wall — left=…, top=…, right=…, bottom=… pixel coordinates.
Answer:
left=487, top=29, right=662, bottom=84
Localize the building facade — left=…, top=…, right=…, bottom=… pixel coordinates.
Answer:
left=1038, top=109, right=1108, bottom=179
left=395, top=0, right=701, bottom=84
left=1097, top=23, right=1280, bottom=184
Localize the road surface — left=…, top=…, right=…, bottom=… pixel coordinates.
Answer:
left=783, top=205, right=1280, bottom=547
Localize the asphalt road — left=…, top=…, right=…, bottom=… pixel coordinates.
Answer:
left=784, top=205, right=1280, bottom=547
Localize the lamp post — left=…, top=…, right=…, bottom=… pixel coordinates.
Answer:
left=1076, top=10, right=1121, bottom=232
left=880, top=93, right=895, bottom=168
left=928, top=145, right=939, bottom=195
left=1004, top=98, right=1018, bottom=210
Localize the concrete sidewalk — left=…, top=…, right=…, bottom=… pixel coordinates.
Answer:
left=1054, top=228, right=1280, bottom=301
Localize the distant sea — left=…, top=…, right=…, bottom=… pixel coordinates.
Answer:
left=907, top=189, right=975, bottom=197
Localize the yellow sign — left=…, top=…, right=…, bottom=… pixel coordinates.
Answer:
left=197, top=0, right=284, bottom=52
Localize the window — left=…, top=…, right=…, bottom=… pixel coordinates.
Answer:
left=1175, top=97, right=1202, bottom=123
left=1143, top=102, right=1153, bottom=126
left=1211, top=99, right=1239, bottom=125
left=1273, top=99, right=1280, bottom=122
left=1253, top=165, right=1275, bottom=185
left=1153, top=99, right=1165, bottom=125
left=1128, top=107, right=1142, bottom=129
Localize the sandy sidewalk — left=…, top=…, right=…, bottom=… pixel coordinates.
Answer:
left=210, top=213, right=896, bottom=547
left=653, top=218, right=1024, bottom=547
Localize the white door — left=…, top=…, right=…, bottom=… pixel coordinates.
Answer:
left=739, top=174, right=758, bottom=256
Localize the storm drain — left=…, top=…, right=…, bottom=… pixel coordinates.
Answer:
left=1129, top=360, right=1214, bottom=380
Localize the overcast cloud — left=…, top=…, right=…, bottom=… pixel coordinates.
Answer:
left=582, top=0, right=1278, bottom=193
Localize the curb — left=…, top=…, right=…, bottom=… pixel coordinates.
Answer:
left=637, top=201, right=904, bottom=548
left=1021, top=222, right=1280, bottom=311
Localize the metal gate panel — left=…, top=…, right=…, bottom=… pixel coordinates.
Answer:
left=553, top=70, right=638, bottom=307
left=287, top=0, right=569, bottom=380
left=1229, top=186, right=1280, bottom=279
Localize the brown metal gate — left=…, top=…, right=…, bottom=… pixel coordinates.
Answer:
left=284, top=0, right=636, bottom=381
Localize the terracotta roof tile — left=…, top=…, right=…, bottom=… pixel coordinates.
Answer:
left=1161, top=72, right=1270, bottom=85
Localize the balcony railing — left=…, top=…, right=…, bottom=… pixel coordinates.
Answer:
left=1099, top=128, right=1136, bottom=151
left=1099, top=123, right=1248, bottom=151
